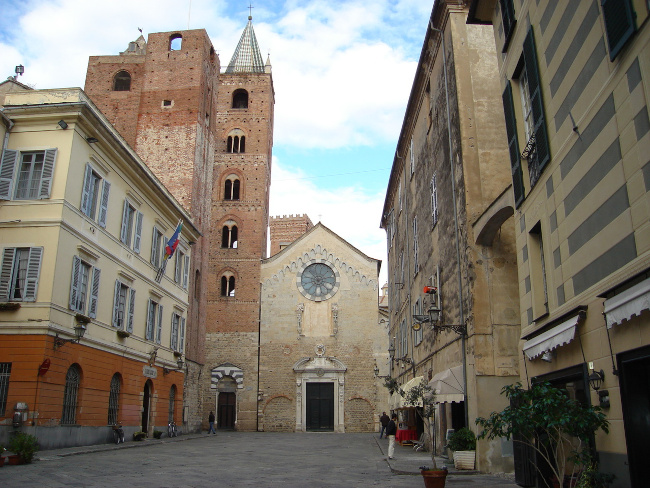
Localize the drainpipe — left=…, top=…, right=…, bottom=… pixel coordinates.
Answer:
left=430, top=20, right=468, bottom=429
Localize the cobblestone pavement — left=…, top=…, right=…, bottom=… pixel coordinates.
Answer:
left=0, top=432, right=518, bottom=487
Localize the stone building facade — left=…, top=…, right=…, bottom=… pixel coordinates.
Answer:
left=380, top=0, right=520, bottom=473
left=259, top=223, right=389, bottom=432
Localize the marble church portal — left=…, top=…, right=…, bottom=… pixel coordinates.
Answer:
left=258, top=223, right=389, bottom=432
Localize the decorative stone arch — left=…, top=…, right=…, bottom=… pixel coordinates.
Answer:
left=473, top=186, right=515, bottom=246
left=218, top=169, right=244, bottom=200
left=211, top=363, right=244, bottom=390
left=293, top=352, right=347, bottom=432
left=344, top=396, right=375, bottom=432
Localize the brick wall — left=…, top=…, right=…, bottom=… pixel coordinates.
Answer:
left=269, top=214, right=314, bottom=256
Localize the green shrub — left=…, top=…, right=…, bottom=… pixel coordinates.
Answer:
left=8, top=432, right=39, bottom=463
left=447, top=427, right=476, bottom=451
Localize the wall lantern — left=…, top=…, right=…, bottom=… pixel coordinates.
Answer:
left=588, top=369, right=605, bottom=391
left=388, top=344, right=395, bottom=360
left=163, top=357, right=185, bottom=375
left=54, top=324, right=86, bottom=349
left=57, top=120, right=68, bottom=130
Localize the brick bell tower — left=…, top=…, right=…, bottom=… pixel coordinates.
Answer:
left=206, top=16, right=274, bottom=431
left=84, top=29, right=219, bottom=431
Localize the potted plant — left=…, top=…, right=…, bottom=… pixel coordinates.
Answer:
left=153, top=430, right=163, bottom=439
left=8, top=432, right=39, bottom=464
left=398, top=378, right=448, bottom=488
left=447, top=427, right=476, bottom=470
left=133, top=431, right=146, bottom=441
left=0, top=302, right=21, bottom=311
left=476, top=382, right=611, bottom=488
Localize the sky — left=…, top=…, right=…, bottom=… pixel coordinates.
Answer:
left=0, top=0, right=432, bottom=287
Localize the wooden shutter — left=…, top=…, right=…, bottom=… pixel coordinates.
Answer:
left=69, top=256, right=82, bottom=311
left=183, top=254, right=190, bottom=290
left=133, top=211, right=143, bottom=253
left=175, top=252, right=182, bottom=283
left=120, top=200, right=130, bottom=244
left=0, top=248, right=16, bottom=300
left=39, top=149, right=57, bottom=199
left=98, top=180, right=110, bottom=228
left=602, top=0, right=635, bottom=60
left=112, top=280, right=122, bottom=328
left=523, top=27, right=550, bottom=172
left=0, top=149, right=17, bottom=200
left=156, top=304, right=163, bottom=344
left=88, top=267, right=101, bottom=319
left=151, top=227, right=160, bottom=266
left=179, top=317, right=185, bottom=352
left=502, top=81, right=525, bottom=207
left=80, top=164, right=93, bottom=216
left=127, top=288, right=135, bottom=333
left=499, top=0, right=516, bottom=52
left=23, top=247, right=43, bottom=301
left=146, top=299, right=155, bottom=340
left=170, top=314, right=178, bottom=351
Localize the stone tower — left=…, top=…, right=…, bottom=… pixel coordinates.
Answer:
left=205, top=16, right=274, bottom=431
left=83, top=24, right=262, bottom=431
left=269, top=214, right=314, bottom=256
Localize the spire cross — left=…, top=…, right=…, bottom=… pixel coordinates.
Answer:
left=248, top=3, right=254, bottom=18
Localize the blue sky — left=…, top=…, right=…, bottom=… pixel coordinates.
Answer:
left=0, top=0, right=432, bottom=286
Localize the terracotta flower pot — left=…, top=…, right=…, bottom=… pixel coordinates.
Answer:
left=7, top=454, right=22, bottom=465
left=0, top=456, right=5, bottom=467
left=420, top=469, right=448, bottom=488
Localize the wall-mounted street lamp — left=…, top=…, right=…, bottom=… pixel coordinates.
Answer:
left=53, top=324, right=86, bottom=349
left=588, top=369, right=605, bottom=391
left=163, top=357, right=185, bottom=375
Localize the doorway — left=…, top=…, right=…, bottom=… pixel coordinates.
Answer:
left=218, top=391, right=236, bottom=429
left=306, top=382, right=334, bottom=431
left=619, top=345, right=650, bottom=488
left=142, top=380, right=152, bottom=433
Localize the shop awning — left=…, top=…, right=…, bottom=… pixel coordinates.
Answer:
left=390, top=376, right=425, bottom=409
left=428, top=365, right=464, bottom=403
left=603, top=277, right=650, bottom=329
left=522, top=314, right=581, bottom=360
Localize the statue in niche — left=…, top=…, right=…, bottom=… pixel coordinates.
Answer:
left=331, top=303, right=339, bottom=336
left=296, top=303, right=304, bottom=335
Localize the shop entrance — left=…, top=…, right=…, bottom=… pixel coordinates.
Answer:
left=142, top=380, right=152, bottom=433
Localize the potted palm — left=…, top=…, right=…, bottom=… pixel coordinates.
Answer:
left=447, top=427, right=476, bottom=470
left=476, top=382, right=611, bottom=488
left=398, top=378, right=448, bottom=488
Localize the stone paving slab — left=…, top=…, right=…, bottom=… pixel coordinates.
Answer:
left=1, top=432, right=519, bottom=488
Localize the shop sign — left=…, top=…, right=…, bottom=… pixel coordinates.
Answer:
left=143, top=365, right=158, bottom=378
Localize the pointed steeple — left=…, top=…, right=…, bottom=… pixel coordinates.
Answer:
left=226, top=16, right=265, bottom=73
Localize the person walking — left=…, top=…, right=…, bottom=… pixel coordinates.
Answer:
left=379, top=411, right=390, bottom=438
left=386, top=413, right=397, bottom=459
left=208, top=411, right=216, bottom=434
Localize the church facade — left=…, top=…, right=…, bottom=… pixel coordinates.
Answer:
left=259, top=222, right=389, bottom=432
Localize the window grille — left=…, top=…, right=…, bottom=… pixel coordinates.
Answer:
left=107, top=374, right=120, bottom=425
left=61, top=364, right=81, bottom=425
left=0, top=363, right=11, bottom=416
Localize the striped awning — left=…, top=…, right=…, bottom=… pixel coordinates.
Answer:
left=604, top=277, right=650, bottom=329
left=523, top=314, right=581, bottom=360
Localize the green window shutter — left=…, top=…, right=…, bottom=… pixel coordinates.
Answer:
left=602, top=0, right=635, bottom=61
left=499, top=0, right=516, bottom=52
left=523, top=27, right=551, bottom=172
left=502, top=82, right=525, bottom=207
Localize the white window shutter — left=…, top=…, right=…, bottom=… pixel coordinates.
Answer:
left=88, top=267, right=101, bottom=319
left=133, top=211, right=143, bottom=253
left=24, top=247, right=43, bottom=301
left=80, top=164, right=93, bottom=216
left=39, top=149, right=57, bottom=199
left=120, top=200, right=130, bottom=244
left=0, top=247, right=16, bottom=300
left=0, top=149, right=18, bottom=200
left=69, top=256, right=82, bottom=311
left=98, top=180, right=110, bottom=228
left=170, top=314, right=178, bottom=351
left=156, top=304, right=163, bottom=344
left=174, top=252, right=182, bottom=283
left=112, top=280, right=122, bottom=328
left=183, top=254, right=190, bottom=289
left=127, top=288, right=135, bottom=333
